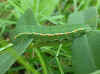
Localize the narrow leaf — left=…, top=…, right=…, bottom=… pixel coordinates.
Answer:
left=87, top=30, right=100, bottom=68
left=0, top=36, right=33, bottom=74
left=72, top=35, right=96, bottom=74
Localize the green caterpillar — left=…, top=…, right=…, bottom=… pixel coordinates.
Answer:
left=13, top=9, right=91, bottom=46
left=15, top=26, right=89, bottom=40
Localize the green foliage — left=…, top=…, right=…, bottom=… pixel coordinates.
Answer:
left=87, top=31, right=100, bottom=68
left=72, top=35, right=96, bottom=74
left=70, top=6, right=99, bottom=74
left=0, top=0, right=100, bottom=74
left=90, top=70, right=100, bottom=74
left=8, top=0, right=59, bottom=23
left=32, top=0, right=59, bottom=22
left=68, top=7, right=97, bottom=29
left=0, top=36, right=33, bottom=74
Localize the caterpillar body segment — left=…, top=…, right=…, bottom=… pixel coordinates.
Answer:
left=15, top=27, right=90, bottom=43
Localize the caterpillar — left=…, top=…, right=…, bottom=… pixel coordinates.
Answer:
left=13, top=9, right=91, bottom=46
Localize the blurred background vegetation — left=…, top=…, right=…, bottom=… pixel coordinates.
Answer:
left=0, top=0, right=99, bottom=74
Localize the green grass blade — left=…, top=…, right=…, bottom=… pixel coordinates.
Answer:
left=34, top=47, right=48, bottom=74
left=56, top=57, right=64, bottom=74
left=0, top=35, right=33, bottom=74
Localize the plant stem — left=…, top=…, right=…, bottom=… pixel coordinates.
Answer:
left=56, top=43, right=63, bottom=57
left=56, top=57, right=64, bottom=74
left=73, top=0, right=78, bottom=12
left=34, top=47, right=48, bottom=74
left=8, top=48, right=39, bottom=74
